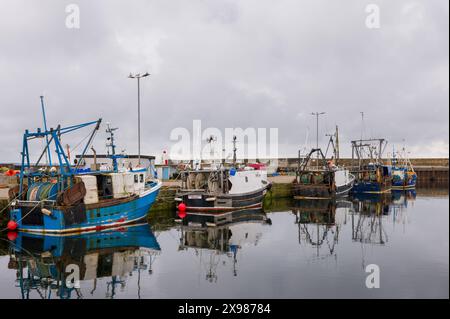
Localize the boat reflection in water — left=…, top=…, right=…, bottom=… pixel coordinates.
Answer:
left=292, top=190, right=416, bottom=259
left=351, top=190, right=416, bottom=244
left=7, top=223, right=160, bottom=299
left=292, top=199, right=352, bottom=261
left=178, top=208, right=272, bottom=281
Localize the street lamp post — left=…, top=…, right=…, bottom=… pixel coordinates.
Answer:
left=311, top=112, right=326, bottom=167
left=128, top=72, right=150, bottom=166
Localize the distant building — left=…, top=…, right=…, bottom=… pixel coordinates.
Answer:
left=154, top=150, right=180, bottom=180
left=155, top=164, right=178, bottom=180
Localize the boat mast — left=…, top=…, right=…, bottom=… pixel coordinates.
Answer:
left=106, top=123, right=119, bottom=172
left=75, top=119, right=102, bottom=170
left=40, top=96, right=52, bottom=166
left=311, top=112, right=326, bottom=168
left=360, top=112, right=364, bottom=141
left=335, top=125, right=340, bottom=165
left=325, top=126, right=339, bottom=164
left=232, top=135, right=237, bottom=167
left=19, top=119, right=102, bottom=194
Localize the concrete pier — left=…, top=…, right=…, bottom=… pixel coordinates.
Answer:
left=415, top=166, right=449, bottom=186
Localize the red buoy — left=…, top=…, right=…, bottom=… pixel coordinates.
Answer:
left=7, top=231, right=18, bottom=241
left=177, top=203, right=187, bottom=219
left=7, top=220, right=18, bottom=231
left=178, top=203, right=186, bottom=212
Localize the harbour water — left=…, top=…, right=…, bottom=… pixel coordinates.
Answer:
left=0, top=188, right=448, bottom=299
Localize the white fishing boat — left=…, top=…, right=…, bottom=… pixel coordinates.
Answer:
left=176, top=136, right=271, bottom=212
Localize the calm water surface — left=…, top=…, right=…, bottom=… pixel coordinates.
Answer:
left=0, top=189, right=448, bottom=299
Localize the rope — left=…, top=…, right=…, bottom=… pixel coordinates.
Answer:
left=75, top=129, right=99, bottom=170
left=70, top=130, right=93, bottom=153
left=0, top=187, right=29, bottom=216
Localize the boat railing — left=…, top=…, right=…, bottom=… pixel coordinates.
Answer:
left=14, top=199, right=56, bottom=207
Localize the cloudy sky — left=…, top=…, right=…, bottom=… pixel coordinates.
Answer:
left=0, top=0, right=448, bottom=163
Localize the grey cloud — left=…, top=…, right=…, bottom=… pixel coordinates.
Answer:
left=0, top=0, right=448, bottom=163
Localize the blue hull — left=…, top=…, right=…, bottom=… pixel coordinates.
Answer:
left=351, top=181, right=391, bottom=194
left=391, top=177, right=417, bottom=190
left=10, top=182, right=162, bottom=234
left=10, top=223, right=160, bottom=257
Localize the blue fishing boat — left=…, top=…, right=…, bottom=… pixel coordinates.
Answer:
left=350, top=139, right=392, bottom=194
left=8, top=117, right=161, bottom=234
left=391, top=148, right=417, bottom=190
left=351, top=163, right=392, bottom=194
left=7, top=223, right=160, bottom=299
left=391, top=167, right=417, bottom=190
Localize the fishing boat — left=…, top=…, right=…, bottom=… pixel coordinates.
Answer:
left=175, top=136, right=271, bottom=212
left=6, top=223, right=160, bottom=299
left=8, top=118, right=162, bottom=234
left=293, top=149, right=355, bottom=199
left=390, top=148, right=417, bottom=190
left=350, top=138, right=392, bottom=194
left=293, top=126, right=354, bottom=199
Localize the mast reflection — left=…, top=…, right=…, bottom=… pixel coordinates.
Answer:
left=292, top=199, right=352, bottom=261
left=178, top=208, right=271, bottom=282
left=291, top=191, right=416, bottom=260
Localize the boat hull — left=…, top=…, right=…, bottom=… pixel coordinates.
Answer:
left=181, top=207, right=268, bottom=227
left=177, top=185, right=269, bottom=213
left=351, top=181, right=391, bottom=194
left=391, top=174, right=417, bottom=190
left=9, top=182, right=162, bottom=234
left=391, top=182, right=416, bottom=190
left=292, top=180, right=354, bottom=199
left=10, top=223, right=160, bottom=256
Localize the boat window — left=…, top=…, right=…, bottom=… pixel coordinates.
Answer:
left=134, top=174, right=138, bottom=183
left=245, top=176, right=248, bottom=183
left=140, top=174, right=144, bottom=183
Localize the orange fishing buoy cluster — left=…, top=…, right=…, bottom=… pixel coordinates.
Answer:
left=7, top=220, right=18, bottom=231
left=5, top=169, right=19, bottom=176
